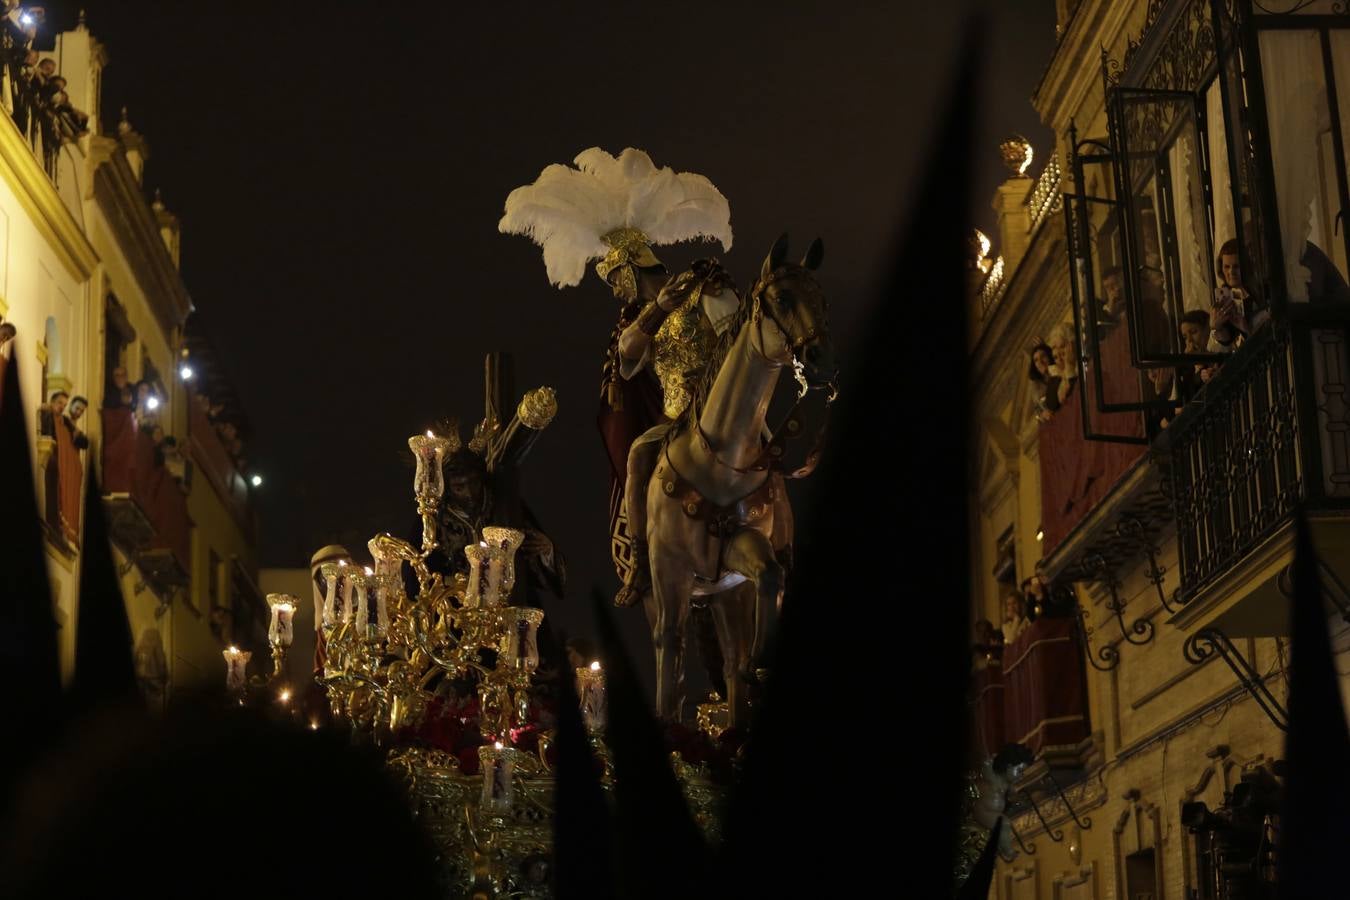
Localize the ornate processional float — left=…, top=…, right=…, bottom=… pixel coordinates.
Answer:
left=226, top=382, right=727, bottom=899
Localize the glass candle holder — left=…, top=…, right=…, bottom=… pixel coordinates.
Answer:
left=318, top=563, right=342, bottom=631
left=223, top=645, right=251, bottom=693
left=353, top=568, right=373, bottom=638
left=408, top=432, right=452, bottom=500
left=463, top=542, right=487, bottom=608
left=499, top=607, right=544, bottom=672
left=576, top=661, right=607, bottom=733
left=267, top=593, right=299, bottom=649
left=481, top=526, right=524, bottom=598
left=481, top=545, right=508, bottom=608
left=478, top=742, right=518, bottom=817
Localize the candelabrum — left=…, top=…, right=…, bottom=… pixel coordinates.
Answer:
left=240, top=426, right=718, bottom=898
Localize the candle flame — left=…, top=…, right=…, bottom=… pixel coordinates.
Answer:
left=364, top=566, right=374, bottom=576
left=309, top=720, right=320, bottom=731
left=277, top=603, right=295, bottom=613
left=494, top=741, right=504, bottom=750
left=226, top=645, right=240, bottom=656
left=338, top=559, right=348, bottom=567
left=590, top=660, right=601, bottom=671
left=279, top=689, right=292, bottom=703
left=426, top=430, right=434, bottom=437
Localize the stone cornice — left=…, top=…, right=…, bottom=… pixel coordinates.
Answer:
left=1034, top=0, right=1139, bottom=136
left=0, top=111, right=99, bottom=281
left=89, top=136, right=192, bottom=332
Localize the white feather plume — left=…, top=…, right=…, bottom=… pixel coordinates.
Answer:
left=499, top=148, right=733, bottom=289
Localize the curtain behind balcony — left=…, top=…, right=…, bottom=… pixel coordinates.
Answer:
left=1170, top=131, right=1212, bottom=314
left=1207, top=79, right=1236, bottom=255
left=1259, top=30, right=1323, bottom=303
left=1001, top=617, right=1088, bottom=756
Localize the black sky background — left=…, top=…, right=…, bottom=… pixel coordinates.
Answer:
left=75, top=0, right=1056, bottom=675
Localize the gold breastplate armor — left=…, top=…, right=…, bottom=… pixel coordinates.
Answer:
left=654, top=292, right=715, bottom=420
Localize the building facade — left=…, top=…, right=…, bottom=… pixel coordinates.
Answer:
left=969, top=1, right=1350, bottom=897
left=0, top=14, right=263, bottom=704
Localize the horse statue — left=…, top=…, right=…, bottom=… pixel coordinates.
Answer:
left=639, top=234, right=837, bottom=727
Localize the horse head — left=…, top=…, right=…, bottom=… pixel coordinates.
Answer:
left=751, top=234, right=838, bottom=394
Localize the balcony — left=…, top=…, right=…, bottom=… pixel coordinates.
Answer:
left=1166, top=315, right=1350, bottom=635
left=101, top=407, right=191, bottom=595
left=189, top=392, right=253, bottom=537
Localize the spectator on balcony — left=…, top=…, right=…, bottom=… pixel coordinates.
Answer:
left=1047, top=327, right=1078, bottom=409
left=1001, top=593, right=1028, bottom=645
left=1146, top=364, right=1178, bottom=431
left=38, top=389, right=67, bottom=437
left=1026, top=342, right=1057, bottom=423
left=1097, top=266, right=1126, bottom=325
left=1210, top=240, right=1255, bottom=351
left=1177, top=309, right=1220, bottom=396
left=134, top=380, right=160, bottom=426
left=65, top=394, right=89, bottom=450
left=103, top=365, right=134, bottom=410
left=44, top=75, right=88, bottom=141
left=1020, top=574, right=1051, bottom=620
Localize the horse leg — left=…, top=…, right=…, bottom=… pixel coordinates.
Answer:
left=644, top=548, right=694, bottom=721
left=722, top=528, right=784, bottom=679
left=710, top=583, right=755, bottom=729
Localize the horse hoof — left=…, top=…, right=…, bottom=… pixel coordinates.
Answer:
left=613, top=583, right=643, bottom=608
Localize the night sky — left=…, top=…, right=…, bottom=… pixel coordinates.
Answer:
left=81, top=1, right=1056, bottom=653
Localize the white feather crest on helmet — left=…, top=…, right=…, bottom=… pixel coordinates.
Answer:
left=498, top=147, right=733, bottom=289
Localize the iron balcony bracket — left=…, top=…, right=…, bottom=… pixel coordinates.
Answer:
left=1041, top=771, right=1093, bottom=831
left=1182, top=627, right=1289, bottom=732
left=1009, top=820, right=1036, bottom=856
left=1084, top=553, right=1155, bottom=647
left=1076, top=601, right=1121, bottom=671
left=1116, top=516, right=1178, bottom=614
left=1016, top=788, right=1065, bottom=842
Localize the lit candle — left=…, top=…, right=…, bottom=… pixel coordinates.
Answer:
left=576, top=661, right=607, bottom=733
left=223, top=645, right=251, bottom=693
left=267, top=593, right=298, bottom=649
left=408, top=432, right=451, bottom=500
left=463, top=543, right=487, bottom=608
left=479, top=741, right=517, bottom=816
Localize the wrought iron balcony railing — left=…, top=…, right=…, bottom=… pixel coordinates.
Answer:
left=1166, top=316, right=1350, bottom=603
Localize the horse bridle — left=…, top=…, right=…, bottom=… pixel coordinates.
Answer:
left=692, top=266, right=837, bottom=478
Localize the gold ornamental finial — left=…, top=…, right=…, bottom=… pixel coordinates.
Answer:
left=999, top=135, right=1034, bottom=177
left=517, top=387, right=558, bottom=431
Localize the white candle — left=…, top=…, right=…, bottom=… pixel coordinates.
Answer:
left=267, top=594, right=298, bottom=649
left=577, top=661, right=607, bottom=733
left=223, top=646, right=251, bottom=693
left=479, top=741, right=516, bottom=816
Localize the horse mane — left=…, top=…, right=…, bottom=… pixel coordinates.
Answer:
left=673, top=288, right=757, bottom=434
